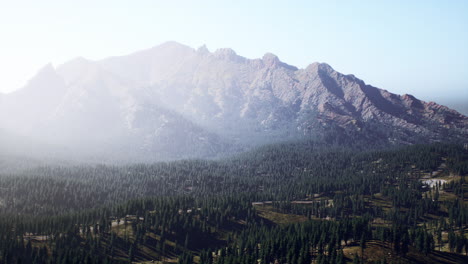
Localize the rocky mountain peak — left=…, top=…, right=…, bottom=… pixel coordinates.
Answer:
left=155, top=41, right=191, bottom=50
left=20, top=63, right=63, bottom=93
left=317, top=63, right=336, bottom=74
left=304, top=62, right=335, bottom=73
left=0, top=42, right=466, bottom=161
left=262, top=53, right=280, bottom=67
left=213, top=48, right=242, bottom=61
left=38, top=62, right=55, bottom=73
left=197, top=44, right=210, bottom=55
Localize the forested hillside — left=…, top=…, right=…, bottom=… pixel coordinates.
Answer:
left=0, top=143, right=467, bottom=263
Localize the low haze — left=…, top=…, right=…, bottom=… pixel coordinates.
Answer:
left=1, top=2, right=468, bottom=263
left=0, top=0, right=467, bottom=112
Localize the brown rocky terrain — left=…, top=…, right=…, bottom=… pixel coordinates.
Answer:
left=0, top=42, right=466, bottom=160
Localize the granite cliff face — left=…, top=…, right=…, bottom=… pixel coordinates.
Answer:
left=0, top=42, right=466, bottom=161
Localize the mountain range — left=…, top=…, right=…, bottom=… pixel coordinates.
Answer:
left=0, top=41, right=467, bottom=161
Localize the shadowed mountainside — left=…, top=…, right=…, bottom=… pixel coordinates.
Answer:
left=0, top=42, right=466, bottom=161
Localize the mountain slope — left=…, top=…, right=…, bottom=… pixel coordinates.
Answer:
left=96, top=42, right=467, bottom=144
left=0, top=42, right=466, bottom=161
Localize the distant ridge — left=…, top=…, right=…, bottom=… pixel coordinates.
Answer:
left=0, top=41, right=466, bottom=161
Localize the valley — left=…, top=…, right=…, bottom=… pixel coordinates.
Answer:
left=0, top=143, right=467, bottom=263
left=1, top=2, right=467, bottom=263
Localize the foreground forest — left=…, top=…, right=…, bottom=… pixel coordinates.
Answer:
left=0, top=142, right=467, bottom=264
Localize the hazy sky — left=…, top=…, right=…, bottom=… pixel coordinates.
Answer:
left=0, top=0, right=467, bottom=103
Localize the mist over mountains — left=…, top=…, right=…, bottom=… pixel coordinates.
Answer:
left=0, top=41, right=467, bottom=162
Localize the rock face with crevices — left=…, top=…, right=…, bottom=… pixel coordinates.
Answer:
left=0, top=42, right=466, bottom=161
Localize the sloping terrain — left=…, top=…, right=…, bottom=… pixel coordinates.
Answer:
left=0, top=42, right=466, bottom=161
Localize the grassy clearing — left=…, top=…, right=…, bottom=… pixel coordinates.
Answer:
left=254, top=205, right=308, bottom=225
left=343, top=240, right=468, bottom=264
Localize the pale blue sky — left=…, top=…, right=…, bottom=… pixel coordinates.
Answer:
left=0, top=0, right=467, bottom=105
